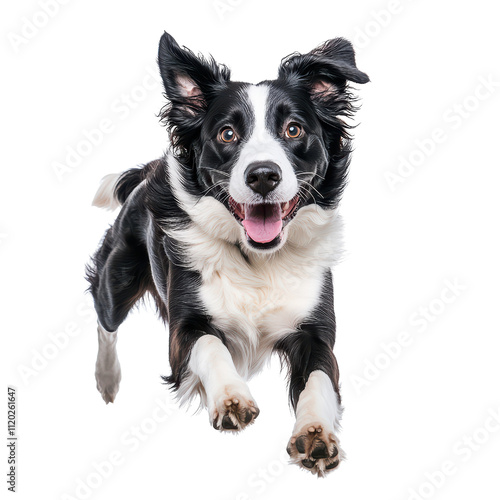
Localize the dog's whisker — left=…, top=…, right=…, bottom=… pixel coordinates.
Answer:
left=203, top=168, right=231, bottom=179
left=295, top=172, right=325, bottom=181
left=199, top=180, right=228, bottom=198
left=299, top=179, right=324, bottom=199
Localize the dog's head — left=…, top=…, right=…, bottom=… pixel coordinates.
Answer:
left=158, top=32, right=368, bottom=253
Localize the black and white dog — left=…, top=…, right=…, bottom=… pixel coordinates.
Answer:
left=87, top=32, right=368, bottom=476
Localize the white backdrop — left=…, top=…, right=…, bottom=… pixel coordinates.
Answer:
left=2, top=1, right=500, bottom=499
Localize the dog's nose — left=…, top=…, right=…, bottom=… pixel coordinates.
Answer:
left=245, top=162, right=282, bottom=198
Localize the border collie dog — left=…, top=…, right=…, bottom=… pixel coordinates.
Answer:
left=87, top=32, right=368, bottom=476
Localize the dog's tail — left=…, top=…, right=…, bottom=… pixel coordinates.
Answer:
left=91, top=173, right=122, bottom=211
left=92, top=160, right=160, bottom=211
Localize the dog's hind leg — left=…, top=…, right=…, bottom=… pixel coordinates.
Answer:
left=95, top=322, right=121, bottom=404
left=87, top=216, right=151, bottom=404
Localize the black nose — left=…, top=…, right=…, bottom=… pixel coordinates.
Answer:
left=245, top=161, right=282, bottom=198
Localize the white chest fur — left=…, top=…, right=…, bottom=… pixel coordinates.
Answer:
left=198, top=246, right=326, bottom=377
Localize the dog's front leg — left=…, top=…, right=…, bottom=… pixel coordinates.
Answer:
left=166, top=265, right=259, bottom=432
left=274, top=271, right=344, bottom=476
left=287, top=369, right=344, bottom=476
left=188, top=335, right=260, bottom=431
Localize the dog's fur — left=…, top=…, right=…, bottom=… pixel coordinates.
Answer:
left=86, top=32, right=368, bottom=476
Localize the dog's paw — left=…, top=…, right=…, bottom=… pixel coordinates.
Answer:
left=210, top=385, right=260, bottom=432
left=95, top=362, right=121, bottom=404
left=287, top=422, right=344, bottom=477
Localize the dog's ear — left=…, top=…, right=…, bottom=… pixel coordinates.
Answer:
left=278, top=38, right=369, bottom=101
left=158, top=32, right=230, bottom=117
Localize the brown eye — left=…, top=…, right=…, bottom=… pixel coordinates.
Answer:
left=220, top=127, right=236, bottom=143
left=286, top=123, right=302, bottom=139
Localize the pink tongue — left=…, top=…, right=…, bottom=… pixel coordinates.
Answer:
left=242, top=203, right=283, bottom=243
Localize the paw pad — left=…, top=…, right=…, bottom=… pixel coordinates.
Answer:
left=287, top=423, right=343, bottom=476
left=212, top=396, right=260, bottom=432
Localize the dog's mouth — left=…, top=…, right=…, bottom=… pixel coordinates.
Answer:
left=228, top=196, right=300, bottom=249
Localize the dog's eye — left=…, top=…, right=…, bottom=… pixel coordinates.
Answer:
left=220, top=127, right=236, bottom=143
left=286, top=123, right=302, bottom=139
